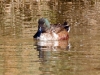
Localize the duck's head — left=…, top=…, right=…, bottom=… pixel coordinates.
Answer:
left=38, top=18, right=50, bottom=33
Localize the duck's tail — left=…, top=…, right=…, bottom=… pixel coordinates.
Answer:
left=63, top=22, right=70, bottom=33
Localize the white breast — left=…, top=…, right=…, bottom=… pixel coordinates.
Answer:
left=38, top=32, right=59, bottom=41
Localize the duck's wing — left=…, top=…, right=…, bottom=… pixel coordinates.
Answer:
left=45, top=24, right=62, bottom=33
left=46, top=24, right=70, bottom=33
left=49, top=24, right=64, bottom=33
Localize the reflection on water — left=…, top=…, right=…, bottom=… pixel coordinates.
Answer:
left=0, top=0, right=100, bottom=75
left=34, top=40, right=71, bottom=75
left=35, top=39, right=100, bottom=75
left=35, top=40, right=70, bottom=57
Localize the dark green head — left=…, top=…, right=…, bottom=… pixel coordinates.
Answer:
left=38, top=18, right=50, bottom=32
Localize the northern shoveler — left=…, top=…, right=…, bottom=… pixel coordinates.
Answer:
left=33, top=18, right=70, bottom=40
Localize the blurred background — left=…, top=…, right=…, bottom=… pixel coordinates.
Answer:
left=0, top=0, right=99, bottom=38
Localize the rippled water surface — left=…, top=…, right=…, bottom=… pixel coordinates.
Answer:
left=0, top=0, right=100, bottom=75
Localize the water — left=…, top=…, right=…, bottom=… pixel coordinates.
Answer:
left=0, top=0, right=100, bottom=75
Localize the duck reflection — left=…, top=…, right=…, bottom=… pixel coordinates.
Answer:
left=35, top=40, right=70, bottom=58
left=34, top=40, right=71, bottom=75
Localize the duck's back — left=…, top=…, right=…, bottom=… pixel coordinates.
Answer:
left=44, top=25, right=69, bottom=40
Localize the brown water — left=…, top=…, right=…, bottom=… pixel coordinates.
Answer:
left=0, top=0, right=100, bottom=75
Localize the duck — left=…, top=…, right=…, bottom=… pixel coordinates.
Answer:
left=33, top=18, right=70, bottom=40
